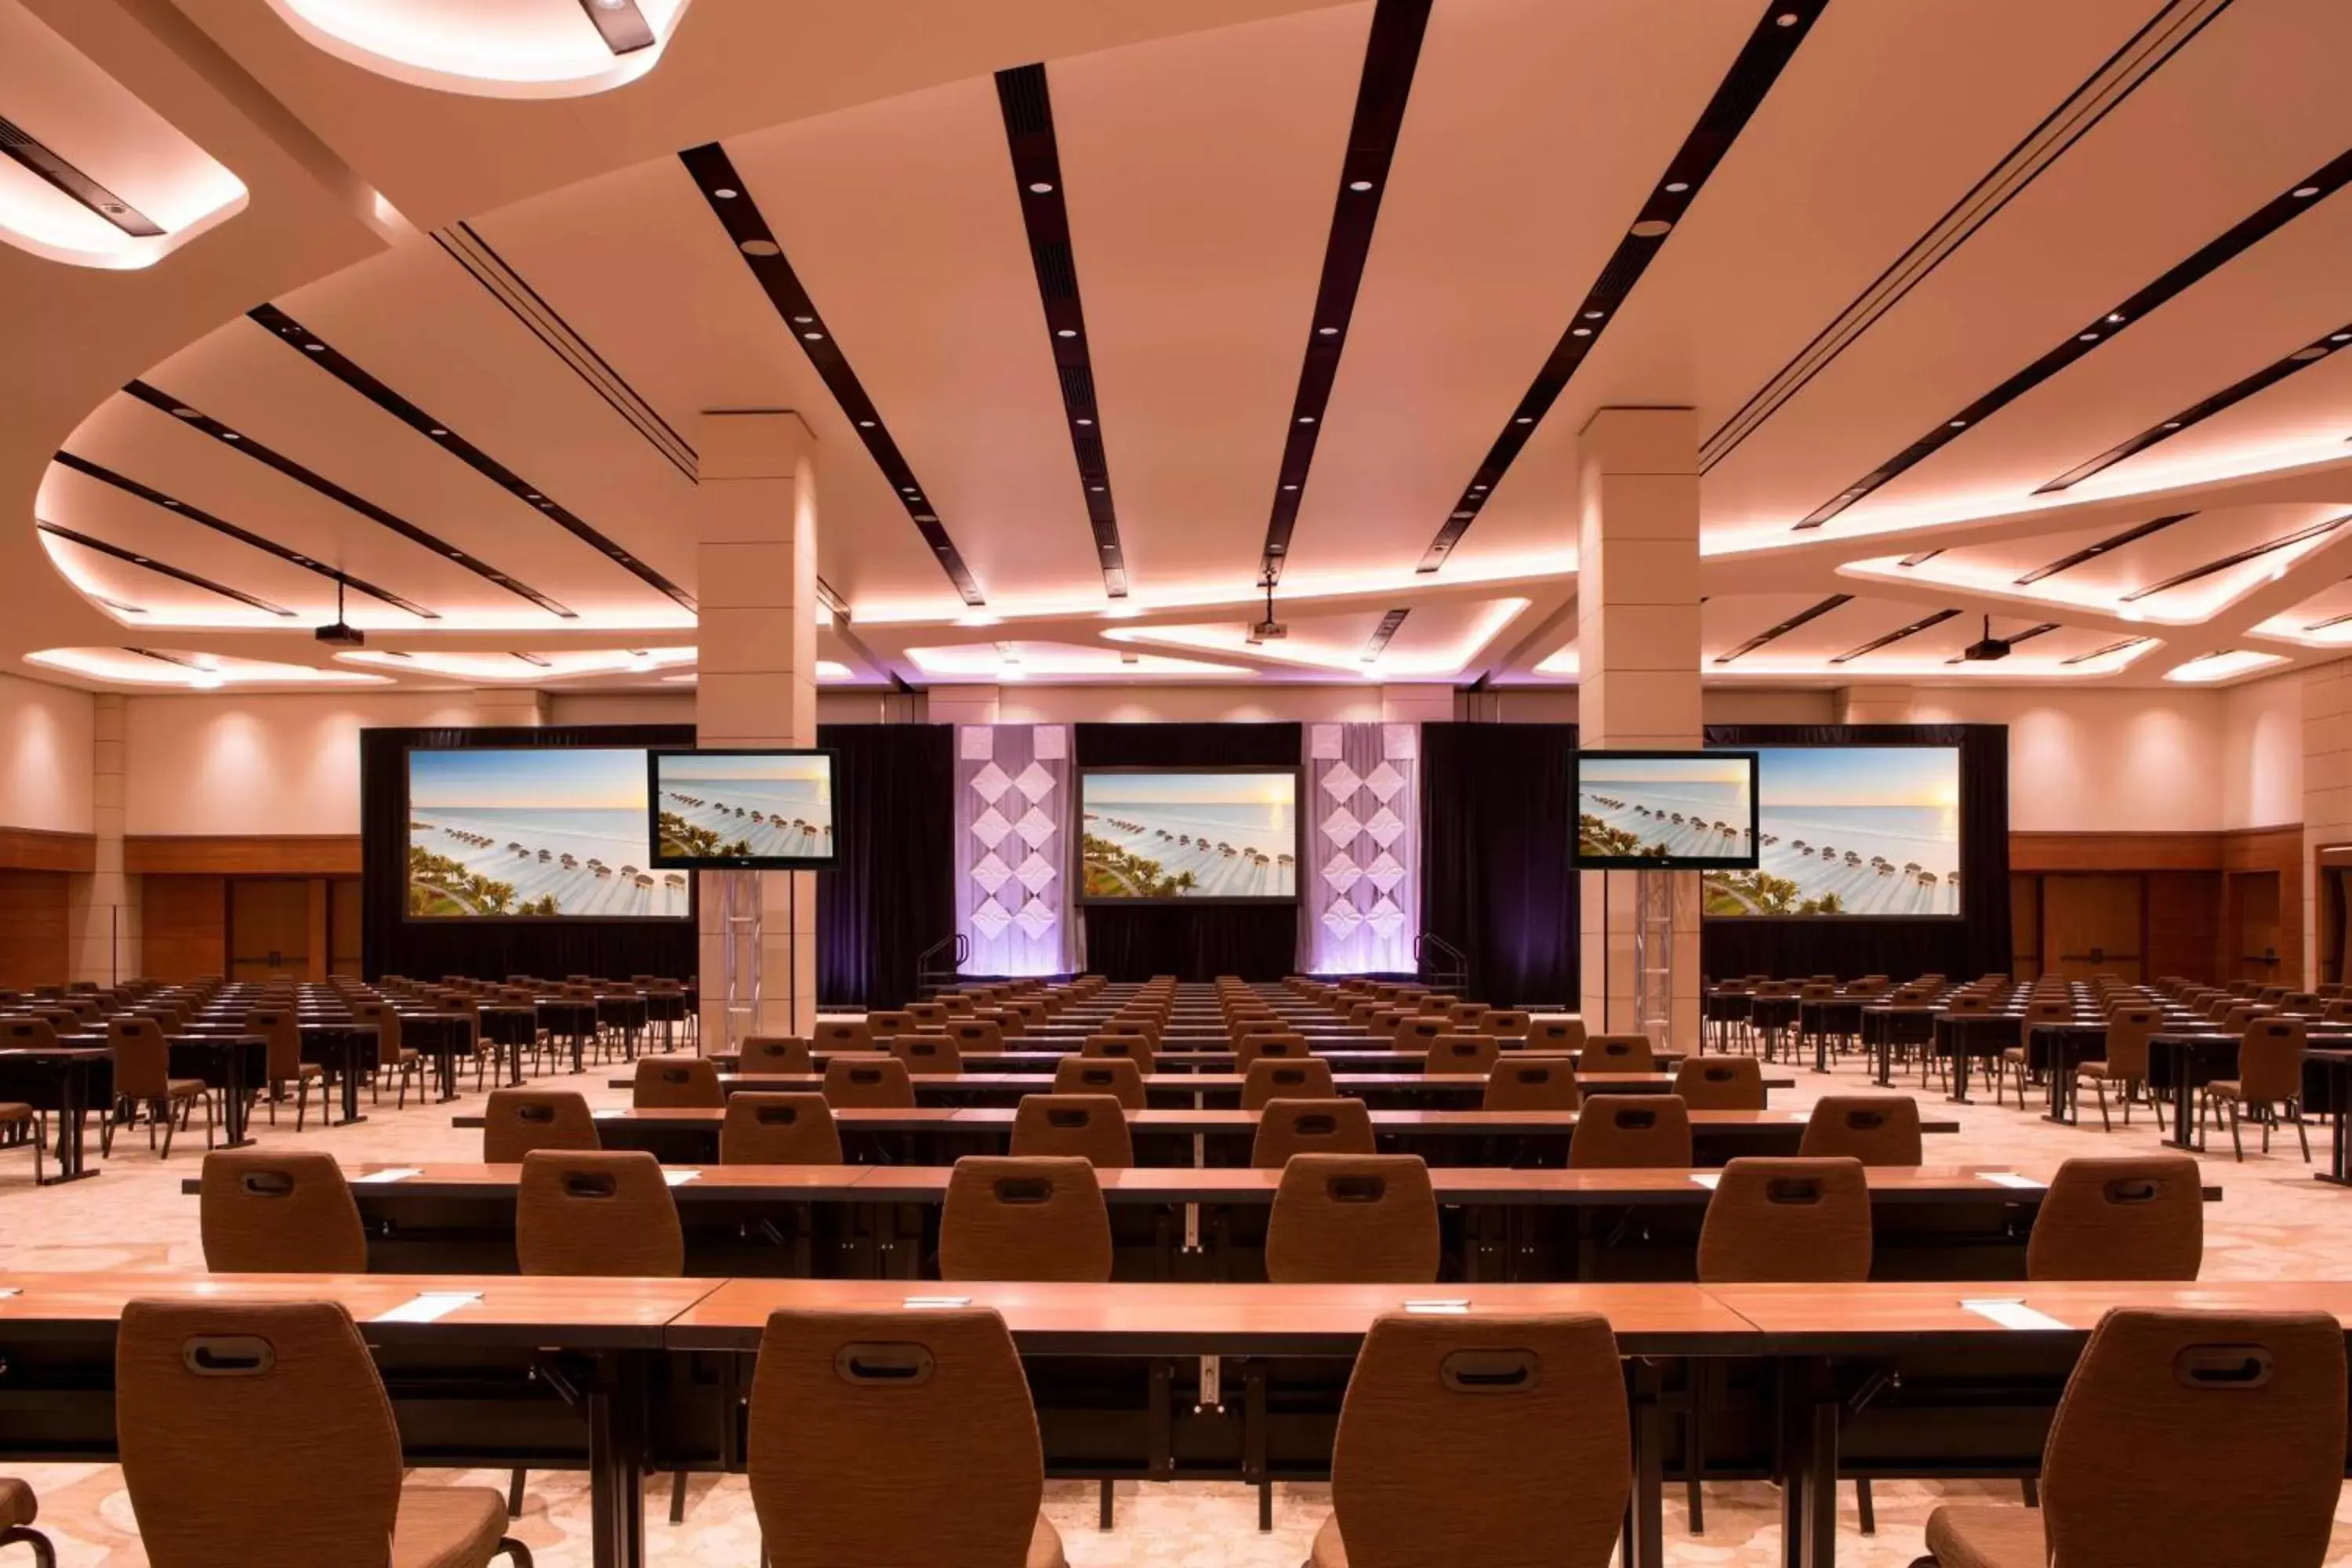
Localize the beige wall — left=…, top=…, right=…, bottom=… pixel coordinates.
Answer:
left=1905, top=688, right=2229, bottom=833
left=2219, top=670, right=2303, bottom=830
left=0, top=670, right=95, bottom=833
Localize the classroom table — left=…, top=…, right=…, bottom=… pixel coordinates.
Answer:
left=0, top=1046, right=109, bottom=1181
left=459, top=1104, right=1959, bottom=1170
left=0, top=1270, right=720, bottom=1568
left=270, top=1161, right=2205, bottom=1286
left=616, top=1069, right=1789, bottom=1109
left=54, top=1031, right=268, bottom=1149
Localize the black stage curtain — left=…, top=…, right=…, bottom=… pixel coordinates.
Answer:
left=361, top=724, right=697, bottom=982
left=1700, top=724, right=2011, bottom=982
left=815, top=722, right=955, bottom=1010
left=1418, top=723, right=1581, bottom=1007
left=1073, top=723, right=1303, bottom=982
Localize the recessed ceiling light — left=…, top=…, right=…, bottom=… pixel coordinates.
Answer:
left=739, top=238, right=781, bottom=257
left=1630, top=219, right=1673, bottom=238
left=1774, top=10, right=1799, bottom=24
left=538, top=500, right=554, bottom=508
left=792, top=314, right=813, bottom=324
left=1450, top=510, right=1472, bottom=520
left=1348, top=180, right=1374, bottom=192
left=1090, top=485, right=1105, bottom=492
left=190, top=670, right=223, bottom=690
left=713, top=187, right=738, bottom=199
left=1076, top=416, right=1094, bottom=426
left=1297, top=415, right=1316, bottom=424
left=2334, top=332, right=2352, bottom=343
left=131, top=556, right=148, bottom=564
left=171, top=407, right=199, bottom=419
left=858, top=419, right=876, bottom=428
left=1948, top=419, right=1967, bottom=428
left=802, top=331, right=825, bottom=341
left=2106, top=313, right=2125, bottom=324
left=525, top=492, right=541, bottom=500
left=2077, top=332, right=2099, bottom=342
left=429, top=428, right=448, bottom=437
left=1571, top=327, right=1592, bottom=337
left=2292, top=346, right=2329, bottom=361
left=1472, top=484, right=1487, bottom=491
left=303, top=343, right=325, bottom=353
left=220, top=431, right=241, bottom=441
left=1515, top=416, right=1534, bottom=425
left=448, top=549, right=463, bottom=557
left=902, top=485, right=918, bottom=494
left=1318, top=325, right=1338, bottom=336
left=163, top=499, right=180, bottom=507
left=1282, top=483, right=1298, bottom=491
left=2294, top=186, right=2321, bottom=198
left=1029, top=181, right=1054, bottom=194
left=2163, top=421, right=2182, bottom=430
left=1056, top=328, right=1076, bottom=338
left=1663, top=182, right=1690, bottom=194
left=1582, top=310, right=1605, bottom=321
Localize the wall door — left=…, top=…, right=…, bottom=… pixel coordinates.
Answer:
left=329, top=877, right=363, bottom=976
left=2042, top=874, right=2144, bottom=982
left=2225, top=869, right=2285, bottom=985
left=227, top=878, right=310, bottom=982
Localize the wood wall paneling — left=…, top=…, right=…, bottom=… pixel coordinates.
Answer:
left=2145, top=870, right=2223, bottom=985
left=0, top=869, right=71, bottom=989
left=0, top=828, right=95, bottom=874
left=125, top=837, right=361, bottom=876
left=141, top=875, right=226, bottom=982
left=2006, top=829, right=2302, bottom=986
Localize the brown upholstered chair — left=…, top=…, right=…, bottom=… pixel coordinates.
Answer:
left=0, top=1102, right=44, bottom=1185
left=516, top=1149, right=684, bottom=1276
left=1251, top=1097, right=1377, bottom=1167
left=1672, top=1055, right=1766, bottom=1110
left=2075, top=1007, right=2158, bottom=1130
left=0, top=1475, right=51, bottom=1566
left=481, top=1089, right=599, bottom=1163
left=1393, top=1016, right=1448, bottom=1046
left=946, top=1018, right=1005, bottom=1051
left=811, top=1018, right=871, bottom=1051
left=104, top=1016, right=214, bottom=1160
left=1098, top=1018, right=1161, bottom=1044
left=116, top=1299, right=532, bottom=1568
left=887, top=1035, right=963, bottom=1076
left=1696, top=1157, right=1871, bottom=1283
left=746, top=1307, right=1066, bottom=1568
left=1477, top=1008, right=1534, bottom=1041
left=1921, top=1308, right=2345, bottom=1568
left=1526, top=1017, right=1586, bottom=1050
left=351, top=1001, right=422, bottom=1107
left=198, top=1150, right=368, bottom=1274
left=245, top=1007, right=321, bottom=1130
left=1265, top=1153, right=1440, bottom=1283
left=632, top=1054, right=724, bottom=1109
left=1232, top=1033, right=1309, bottom=1070
left=1424, top=1035, right=1499, bottom=1075
left=864, top=1011, right=915, bottom=1040
left=739, top=1036, right=812, bottom=1074
left=1567, top=1094, right=1693, bottom=1169
left=939, top=1156, right=1114, bottom=1281
left=1052, top=1055, right=1147, bottom=1109
left=1482, top=1055, right=1581, bottom=1112
left=822, top=1053, right=916, bottom=1108
left=2026, top=1156, right=2204, bottom=1281
left=720, top=1094, right=843, bottom=1165
left=1008, top=1094, right=1134, bottom=1167
left=1798, top=1095, right=1923, bottom=1166
left=1081, top=1033, right=1156, bottom=1073
left=1308, top=1312, right=1627, bottom=1568
left=1241, top=1057, right=1337, bottom=1110
left=1577, top=1033, right=1656, bottom=1074
left=905, top=1002, right=949, bottom=1029
left=2199, top=1017, right=2310, bottom=1162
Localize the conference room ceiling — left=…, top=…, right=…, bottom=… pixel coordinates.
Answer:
left=10, top=0, right=2352, bottom=693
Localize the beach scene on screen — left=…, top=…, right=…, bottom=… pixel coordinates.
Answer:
left=655, top=752, right=834, bottom=862
left=1711, top=747, right=1961, bottom=916
left=406, top=747, right=684, bottom=918
left=1577, top=754, right=1757, bottom=867
left=1081, top=771, right=1297, bottom=898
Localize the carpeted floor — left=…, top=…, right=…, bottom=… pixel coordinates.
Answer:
left=6, top=1049, right=2352, bottom=1565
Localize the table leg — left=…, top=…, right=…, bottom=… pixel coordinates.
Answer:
left=220, top=1047, right=253, bottom=1149
left=1801, top=1364, right=1839, bottom=1568
left=1776, top=1359, right=1806, bottom=1568
left=1874, top=1032, right=1893, bottom=1088
left=336, top=1040, right=368, bottom=1126
left=2042, top=1040, right=2072, bottom=1127
left=43, top=1069, right=96, bottom=1184
left=1628, top=1359, right=1664, bottom=1568
left=585, top=1352, right=648, bottom=1568
left=1951, top=1043, right=1972, bottom=1105
left=2165, top=1044, right=2195, bottom=1151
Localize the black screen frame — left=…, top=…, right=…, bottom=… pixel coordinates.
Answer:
left=1573, top=748, right=1762, bottom=872
left=1076, top=763, right=1305, bottom=907
left=400, top=742, right=691, bottom=924
left=1704, top=739, right=1967, bottom=922
left=646, top=746, right=843, bottom=871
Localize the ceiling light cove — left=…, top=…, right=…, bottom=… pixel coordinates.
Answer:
left=260, top=0, right=691, bottom=98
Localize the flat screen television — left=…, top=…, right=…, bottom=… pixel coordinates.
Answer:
left=405, top=746, right=687, bottom=920
left=1704, top=745, right=1963, bottom=918
left=1079, top=767, right=1299, bottom=903
left=1574, top=750, right=1761, bottom=871
left=648, top=748, right=840, bottom=869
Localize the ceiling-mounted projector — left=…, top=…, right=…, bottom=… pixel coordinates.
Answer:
left=314, top=575, right=364, bottom=647
left=1960, top=615, right=2011, bottom=662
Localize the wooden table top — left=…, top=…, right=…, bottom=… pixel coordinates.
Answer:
left=1708, top=1279, right=2352, bottom=1348
left=662, top=1277, right=1762, bottom=1355
left=501, top=1105, right=1945, bottom=1137
left=661, top=1069, right=1785, bottom=1095
left=0, top=1271, right=719, bottom=1347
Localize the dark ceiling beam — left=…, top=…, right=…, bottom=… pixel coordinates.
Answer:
left=2013, top=512, right=2194, bottom=585
left=1711, top=592, right=1851, bottom=664
left=1828, top=608, right=1959, bottom=664
left=2118, top=513, right=2348, bottom=602
left=36, top=521, right=294, bottom=617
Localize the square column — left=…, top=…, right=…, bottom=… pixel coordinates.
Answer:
left=1576, top=408, right=1702, bottom=1045
left=69, top=693, right=136, bottom=984
left=695, top=412, right=822, bottom=1040
left=1836, top=685, right=1916, bottom=724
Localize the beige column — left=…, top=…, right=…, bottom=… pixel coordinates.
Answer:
left=927, top=686, right=1002, bottom=728
left=69, top=693, right=138, bottom=983
left=2303, top=661, right=2352, bottom=988
left=1835, top=685, right=1916, bottom=725
left=1576, top=408, right=1702, bottom=1046
left=695, top=412, right=821, bottom=1040
left=470, top=688, right=547, bottom=727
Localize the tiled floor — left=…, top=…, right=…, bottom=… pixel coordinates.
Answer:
left=7, top=1049, right=2352, bottom=1565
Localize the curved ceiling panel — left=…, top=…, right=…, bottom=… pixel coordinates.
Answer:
left=262, top=0, right=691, bottom=99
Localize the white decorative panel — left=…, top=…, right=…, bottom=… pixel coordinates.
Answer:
left=1304, top=723, right=1420, bottom=975
left=956, top=726, right=1076, bottom=978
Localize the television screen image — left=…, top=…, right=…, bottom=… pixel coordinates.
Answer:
left=405, top=747, right=685, bottom=920
left=650, top=750, right=838, bottom=869
left=1080, top=770, right=1298, bottom=902
left=1575, top=752, right=1760, bottom=871
left=1704, top=746, right=1963, bottom=918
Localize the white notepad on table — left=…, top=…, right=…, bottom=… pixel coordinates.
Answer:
left=372, top=1290, right=481, bottom=1325
left=1688, top=1173, right=1721, bottom=1190
left=1961, top=1298, right=2067, bottom=1331
left=663, top=1168, right=702, bottom=1187
left=354, top=1167, right=420, bottom=1185
left=1980, top=1171, right=2044, bottom=1190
